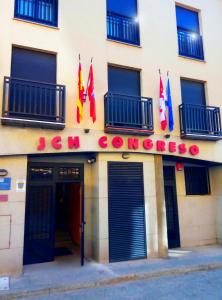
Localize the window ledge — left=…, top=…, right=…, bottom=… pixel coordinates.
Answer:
left=178, top=54, right=206, bottom=63
left=106, top=38, right=142, bottom=48
left=13, top=18, right=59, bottom=30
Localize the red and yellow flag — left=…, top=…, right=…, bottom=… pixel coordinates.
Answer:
left=77, top=62, right=85, bottom=123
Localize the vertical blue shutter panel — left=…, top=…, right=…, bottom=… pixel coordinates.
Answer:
left=108, top=66, right=141, bottom=96
left=108, top=162, right=147, bottom=262
left=11, top=47, right=56, bottom=84
left=181, top=79, right=206, bottom=105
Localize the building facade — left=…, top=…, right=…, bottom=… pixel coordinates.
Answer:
left=0, top=0, right=222, bottom=276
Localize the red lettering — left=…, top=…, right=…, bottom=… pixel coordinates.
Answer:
left=98, top=136, right=108, bottom=148
left=189, top=145, right=199, bottom=156
left=143, top=139, right=153, bottom=150
left=37, top=137, right=46, bottom=151
left=112, top=136, right=124, bottom=148
left=128, top=138, right=139, bottom=150
left=156, top=140, right=166, bottom=152
left=169, top=142, right=176, bottom=153
left=68, top=136, right=80, bottom=149
left=51, top=136, right=62, bottom=150
left=178, top=143, right=187, bottom=154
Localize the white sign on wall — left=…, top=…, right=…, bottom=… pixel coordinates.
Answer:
left=0, top=277, right=9, bottom=291
left=16, top=180, right=26, bottom=192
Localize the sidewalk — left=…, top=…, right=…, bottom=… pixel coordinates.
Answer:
left=0, top=245, right=222, bottom=300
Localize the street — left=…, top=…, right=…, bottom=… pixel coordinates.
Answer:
left=27, top=268, right=222, bottom=300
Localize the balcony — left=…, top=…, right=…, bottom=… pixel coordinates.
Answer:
left=14, top=0, right=58, bottom=27
left=2, top=77, right=65, bottom=130
left=107, top=12, right=140, bottom=46
left=104, top=93, right=153, bottom=135
left=177, top=28, right=204, bottom=60
left=179, top=104, right=222, bottom=141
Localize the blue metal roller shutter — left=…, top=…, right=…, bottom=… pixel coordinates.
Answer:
left=108, top=162, right=147, bottom=262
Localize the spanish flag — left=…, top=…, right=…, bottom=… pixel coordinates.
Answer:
left=77, top=61, right=85, bottom=123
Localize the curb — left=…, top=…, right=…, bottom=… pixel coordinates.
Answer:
left=1, top=263, right=222, bottom=299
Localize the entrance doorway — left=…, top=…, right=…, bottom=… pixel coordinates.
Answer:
left=163, top=166, right=181, bottom=249
left=23, top=163, right=85, bottom=266
left=55, top=183, right=81, bottom=258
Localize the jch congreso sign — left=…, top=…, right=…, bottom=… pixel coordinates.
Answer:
left=37, top=136, right=200, bottom=156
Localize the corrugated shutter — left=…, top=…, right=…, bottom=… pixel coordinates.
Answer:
left=181, top=79, right=206, bottom=105
left=108, top=162, right=147, bottom=262
left=108, top=66, right=141, bottom=96
left=11, top=47, right=56, bottom=83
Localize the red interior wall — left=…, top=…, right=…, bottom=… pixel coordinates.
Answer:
left=67, top=183, right=81, bottom=245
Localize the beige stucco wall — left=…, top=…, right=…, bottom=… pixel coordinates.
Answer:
left=0, top=0, right=222, bottom=162
left=210, top=166, right=222, bottom=245
left=175, top=167, right=217, bottom=247
left=0, top=156, right=27, bottom=276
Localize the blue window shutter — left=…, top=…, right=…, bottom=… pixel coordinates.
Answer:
left=181, top=79, right=206, bottom=105
left=176, top=6, right=200, bottom=33
left=108, top=66, right=140, bottom=96
left=107, top=0, right=137, bottom=17
left=11, top=47, right=56, bottom=84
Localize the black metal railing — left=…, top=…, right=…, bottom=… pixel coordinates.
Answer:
left=179, top=104, right=222, bottom=140
left=14, top=0, right=58, bottom=26
left=177, top=28, right=204, bottom=60
left=2, top=77, right=65, bottom=129
left=104, top=93, right=153, bottom=133
left=107, top=12, right=140, bottom=45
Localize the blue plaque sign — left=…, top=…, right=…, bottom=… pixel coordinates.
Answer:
left=0, top=178, right=11, bottom=190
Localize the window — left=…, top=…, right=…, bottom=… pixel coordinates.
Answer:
left=2, top=47, right=65, bottom=129
left=184, top=166, right=210, bottom=195
left=108, top=66, right=140, bottom=96
left=105, top=66, right=154, bottom=134
left=176, top=6, right=204, bottom=60
left=14, top=0, right=58, bottom=26
left=106, top=0, right=140, bottom=45
left=181, top=79, right=206, bottom=105
left=179, top=79, right=222, bottom=140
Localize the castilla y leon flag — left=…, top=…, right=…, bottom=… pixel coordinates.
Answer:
left=159, top=74, right=167, bottom=130
left=76, top=60, right=85, bottom=123
left=87, top=62, right=96, bottom=123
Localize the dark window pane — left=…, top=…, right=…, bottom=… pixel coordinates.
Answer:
left=58, top=168, right=81, bottom=179
left=11, top=47, right=56, bottom=83
left=181, top=79, right=206, bottom=105
left=107, top=0, right=137, bottom=17
left=108, top=66, right=140, bottom=96
left=176, top=6, right=200, bottom=33
left=30, top=167, right=53, bottom=180
left=184, top=167, right=210, bottom=195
